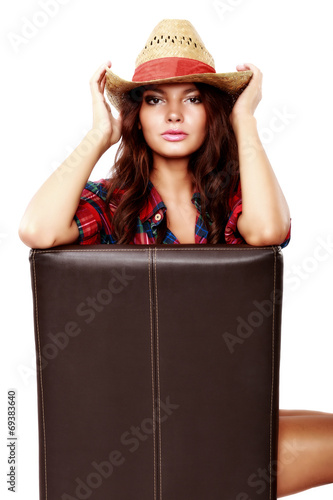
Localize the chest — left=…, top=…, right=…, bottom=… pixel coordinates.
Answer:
left=165, top=202, right=198, bottom=244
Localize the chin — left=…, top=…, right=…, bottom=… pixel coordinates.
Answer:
left=158, top=145, right=199, bottom=158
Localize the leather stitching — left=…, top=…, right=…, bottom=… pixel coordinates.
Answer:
left=32, top=252, right=48, bottom=500
left=270, top=248, right=277, bottom=500
left=148, top=248, right=157, bottom=500
left=154, top=247, right=163, bottom=499
left=32, top=246, right=278, bottom=254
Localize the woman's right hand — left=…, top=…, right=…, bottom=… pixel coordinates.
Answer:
left=89, top=61, right=122, bottom=152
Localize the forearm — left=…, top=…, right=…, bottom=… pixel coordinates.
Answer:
left=232, top=115, right=290, bottom=246
left=19, top=129, right=107, bottom=247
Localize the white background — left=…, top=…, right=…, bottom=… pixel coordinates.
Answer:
left=1, top=0, right=332, bottom=498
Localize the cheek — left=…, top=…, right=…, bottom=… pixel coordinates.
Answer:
left=190, top=107, right=207, bottom=132
left=139, top=107, right=155, bottom=136
left=138, top=109, right=158, bottom=148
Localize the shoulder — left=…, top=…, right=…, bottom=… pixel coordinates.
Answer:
left=81, top=178, right=111, bottom=201
left=81, top=178, right=126, bottom=208
left=75, top=178, right=126, bottom=244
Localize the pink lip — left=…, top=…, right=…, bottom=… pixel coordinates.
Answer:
left=161, top=129, right=188, bottom=142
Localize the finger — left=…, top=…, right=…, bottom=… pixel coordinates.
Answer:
left=241, top=62, right=255, bottom=70
left=98, top=61, right=111, bottom=79
left=100, top=72, right=106, bottom=89
left=90, top=69, right=109, bottom=103
left=90, top=61, right=112, bottom=88
left=235, top=63, right=252, bottom=71
left=236, top=64, right=262, bottom=91
left=236, top=62, right=260, bottom=73
left=116, top=112, right=123, bottom=126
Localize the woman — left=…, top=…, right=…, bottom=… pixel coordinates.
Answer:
left=19, top=19, right=332, bottom=497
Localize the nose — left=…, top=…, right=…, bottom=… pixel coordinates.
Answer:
left=166, top=101, right=183, bottom=123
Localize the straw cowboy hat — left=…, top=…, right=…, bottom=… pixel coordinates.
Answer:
left=105, top=19, right=253, bottom=111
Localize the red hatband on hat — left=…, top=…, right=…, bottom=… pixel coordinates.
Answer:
left=132, top=57, right=216, bottom=82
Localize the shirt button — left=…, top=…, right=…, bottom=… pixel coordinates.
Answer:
left=154, top=213, right=162, bottom=221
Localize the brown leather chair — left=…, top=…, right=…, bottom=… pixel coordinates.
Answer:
left=29, top=243, right=283, bottom=500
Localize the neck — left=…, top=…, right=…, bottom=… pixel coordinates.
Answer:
left=149, top=154, right=195, bottom=202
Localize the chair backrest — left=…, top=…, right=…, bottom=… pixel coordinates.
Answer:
left=29, top=243, right=283, bottom=500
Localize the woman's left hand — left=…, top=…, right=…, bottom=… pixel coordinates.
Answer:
left=229, top=63, right=263, bottom=125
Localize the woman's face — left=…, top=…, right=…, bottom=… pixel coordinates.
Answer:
left=138, top=83, right=207, bottom=161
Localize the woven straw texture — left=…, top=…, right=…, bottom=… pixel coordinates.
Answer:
left=105, top=19, right=253, bottom=111
left=135, top=19, right=214, bottom=68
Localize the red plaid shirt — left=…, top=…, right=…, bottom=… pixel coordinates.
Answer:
left=74, top=178, right=291, bottom=247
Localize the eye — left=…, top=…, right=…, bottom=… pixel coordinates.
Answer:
left=187, top=96, right=202, bottom=104
left=145, top=96, right=163, bottom=105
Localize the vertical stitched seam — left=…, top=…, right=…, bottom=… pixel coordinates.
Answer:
left=32, top=252, right=48, bottom=500
left=154, top=247, right=162, bottom=499
left=270, top=249, right=277, bottom=500
left=148, top=248, right=157, bottom=500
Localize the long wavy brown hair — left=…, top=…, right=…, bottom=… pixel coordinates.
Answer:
left=105, top=83, right=240, bottom=244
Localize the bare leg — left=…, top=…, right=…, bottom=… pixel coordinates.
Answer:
left=277, top=410, right=333, bottom=497
left=279, top=409, right=330, bottom=417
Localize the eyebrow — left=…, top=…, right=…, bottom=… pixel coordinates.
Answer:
left=143, top=86, right=199, bottom=95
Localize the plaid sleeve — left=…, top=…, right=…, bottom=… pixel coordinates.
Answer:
left=280, top=223, right=291, bottom=249
left=74, top=179, right=112, bottom=245
left=224, top=182, right=291, bottom=248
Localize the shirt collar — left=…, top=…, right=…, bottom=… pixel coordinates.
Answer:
left=139, top=179, right=201, bottom=223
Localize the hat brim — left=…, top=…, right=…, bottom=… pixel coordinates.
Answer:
left=105, top=67, right=253, bottom=111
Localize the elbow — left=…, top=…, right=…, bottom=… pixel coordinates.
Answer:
left=18, top=221, right=56, bottom=249
left=241, top=220, right=291, bottom=247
